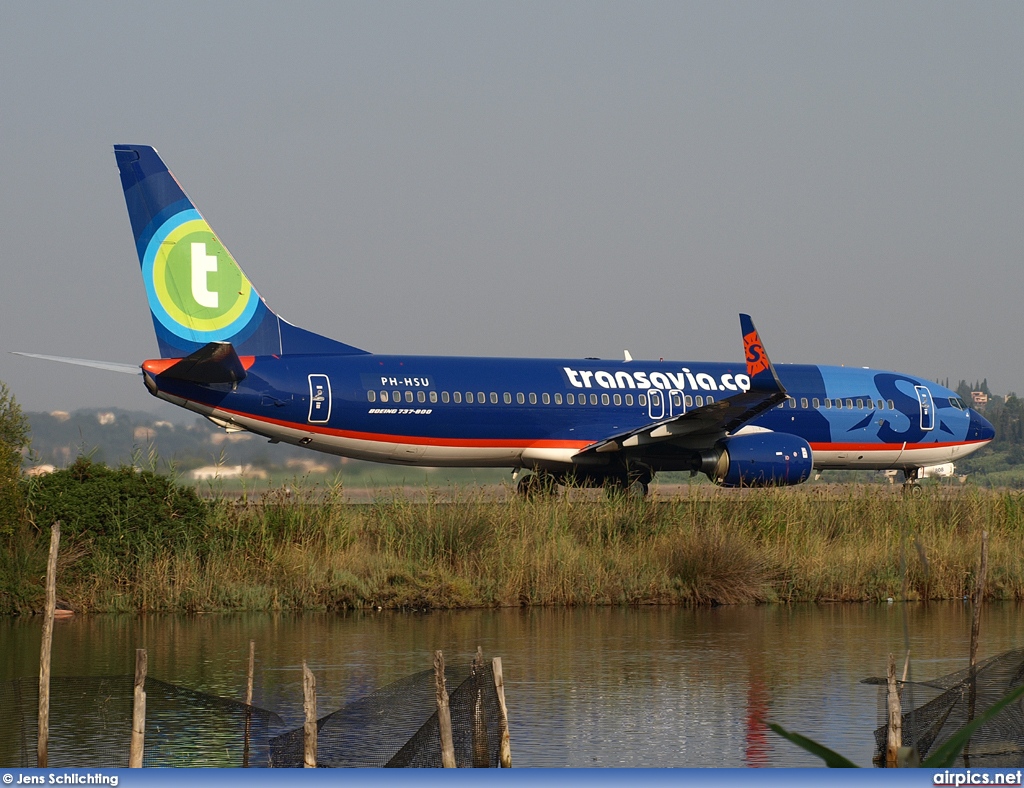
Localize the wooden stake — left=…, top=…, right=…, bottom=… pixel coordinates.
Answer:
left=966, top=530, right=989, bottom=765
left=37, top=522, right=60, bottom=768
left=885, top=652, right=902, bottom=768
left=303, top=661, right=317, bottom=768
left=492, top=656, right=512, bottom=768
left=130, top=648, right=147, bottom=768
left=243, top=640, right=255, bottom=768
left=471, top=646, right=489, bottom=767
left=434, top=650, right=456, bottom=768
left=969, top=530, right=989, bottom=670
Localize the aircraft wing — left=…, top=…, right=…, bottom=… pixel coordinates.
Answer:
left=573, top=314, right=787, bottom=458
left=11, top=352, right=141, bottom=375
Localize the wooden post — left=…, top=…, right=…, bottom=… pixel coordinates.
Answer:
left=243, top=640, right=255, bottom=768
left=471, top=646, right=489, bottom=767
left=302, top=661, right=316, bottom=768
left=130, top=648, right=147, bottom=768
left=969, top=530, right=989, bottom=670
left=434, top=650, right=456, bottom=768
left=966, top=530, right=989, bottom=765
left=885, top=652, right=902, bottom=768
left=37, top=522, right=60, bottom=768
left=492, top=656, right=512, bottom=768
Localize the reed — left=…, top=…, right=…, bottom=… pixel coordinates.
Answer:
left=6, top=482, right=1024, bottom=613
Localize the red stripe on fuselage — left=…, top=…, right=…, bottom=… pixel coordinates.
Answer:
left=189, top=400, right=591, bottom=450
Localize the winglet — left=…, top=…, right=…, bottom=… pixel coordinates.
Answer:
left=739, top=314, right=785, bottom=393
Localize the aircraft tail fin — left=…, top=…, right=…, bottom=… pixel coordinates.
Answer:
left=113, top=145, right=368, bottom=359
left=739, top=314, right=786, bottom=393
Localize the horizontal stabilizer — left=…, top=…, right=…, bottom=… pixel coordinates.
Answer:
left=156, top=342, right=248, bottom=385
left=12, top=352, right=141, bottom=375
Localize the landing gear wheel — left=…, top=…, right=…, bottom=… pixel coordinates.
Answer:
left=604, top=469, right=651, bottom=499
left=901, top=469, right=923, bottom=496
left=517, top=472, right=557, bottom=499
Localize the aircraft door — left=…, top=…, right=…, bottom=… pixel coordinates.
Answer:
left=915, top=385, right=934, bottom=431
left=648, top=389, right=664, bottom=420
left=308, top=374, right=332, bottom=423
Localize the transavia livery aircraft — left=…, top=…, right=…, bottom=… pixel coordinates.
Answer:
left=17, top=145, right=995, bottom=495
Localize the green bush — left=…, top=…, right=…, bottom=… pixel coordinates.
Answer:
left=0, top=382, right=29, bottom=537
left=26, top=457, right=210, bottom=564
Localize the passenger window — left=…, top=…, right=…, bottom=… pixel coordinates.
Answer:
left=555, top=393, right=563, bottom=405
left=430, top=391, right=438, bottom=403
left=671, top=392, right=682, bottom=408
left=685, top=395, right=693, bottom=407
left=845, top=399, right=853, bottom=409
left=441, top=391, right=450, bottom=403
left=813, top=398, right=820, bottom=408
left=405, top=391, right=413, bottom=403
left=788, top=398, right=796, bottom=408
left=856, top=399, right=863, bottom=409
left=877, top=399, right=884, bottom=410
left=517, top=393, right=525, bottom=404
left=380, top=391, right=389, bottom=403
left=707, top=396, right=714, bottom=404
left=590, top=394, right=598, bottom=405
left=392, top=390, right=400, bottom=402
left=417, top=391, right=426, bottom=403
left=887, top=399, right=895, bottom=410
left=368, top=391, right=376, bottom=403
left=490, top=392, right=498, bottom=404
left=613, top=394, right=622, bottom=406
left=477, top=392, right=485, bottom=403
left=836, top=399, right=843, bottom=409
left=504, top=393, right=512, bottom=404
left=639, top=394, right=647, bottom=406
left=800, top=398, right=808, bottom=408
left=466, top=392, right=474, bottom=403
left=529, top=393, right=537, bottom=404
left=567, top=393, right=575, bottom=405
left=453, top=392, right=462, bottom=403
left=695, top=396, right=704, bottom=407
left=542, top=393, right=550, bottom=405
left=601, top=393, right=609, bottom=405
left=625, top=394, right=634, bottom=406
left=824, top=399, right=831, bottom=409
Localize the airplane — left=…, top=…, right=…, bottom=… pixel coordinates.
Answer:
left=16, top=145, right=995, bottom=496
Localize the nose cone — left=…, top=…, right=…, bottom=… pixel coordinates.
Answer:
left=969, top=409, right=996, bottom=443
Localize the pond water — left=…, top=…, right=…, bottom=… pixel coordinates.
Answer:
left=3, top=603, right=1023, bottom=767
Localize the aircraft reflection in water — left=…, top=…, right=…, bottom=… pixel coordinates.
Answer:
left=17, top=146, right=994, bottom=495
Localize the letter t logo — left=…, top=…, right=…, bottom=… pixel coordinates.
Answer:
left=191, top=242, right=219, bottom=308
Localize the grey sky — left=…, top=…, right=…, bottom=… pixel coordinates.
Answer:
left=2, top=2, right=1022, bottom=413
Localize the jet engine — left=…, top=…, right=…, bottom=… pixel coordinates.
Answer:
left=701, top=432, right=813, bottom=488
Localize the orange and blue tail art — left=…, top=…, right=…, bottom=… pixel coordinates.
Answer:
left=114, top=145, right=367, bottom=359
left=740, top=313, right=784, bottom=392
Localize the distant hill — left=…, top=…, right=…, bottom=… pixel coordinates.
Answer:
left=24, top=408, right=343, bottom=474
left=22, top=408, right=509, bottom=488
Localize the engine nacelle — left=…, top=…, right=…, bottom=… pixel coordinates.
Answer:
left=701, top=432, right=813, bottom=488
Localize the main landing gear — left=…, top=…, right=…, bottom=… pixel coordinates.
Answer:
left=513, top=466, right=654, bottom=499
left=516, top=471, right=558, bottom=499
left=901, top=468, right=923, bottom=496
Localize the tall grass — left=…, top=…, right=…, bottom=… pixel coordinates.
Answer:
left=7, top=483, right=1024, bottom=613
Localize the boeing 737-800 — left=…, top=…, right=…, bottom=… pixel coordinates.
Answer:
left=16, top=145, right=995, bottom=495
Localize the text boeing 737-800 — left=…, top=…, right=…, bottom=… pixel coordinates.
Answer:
left=15, top=145, right=995, bottom=495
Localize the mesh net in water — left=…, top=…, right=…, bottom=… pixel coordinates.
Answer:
left=268, top=658, right=503, bottom=767
left=866, top=648, right=1024, bottom=767
left=0, top=676, right=284, bottom=767
left=1, top=657, right=504, bottom=768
